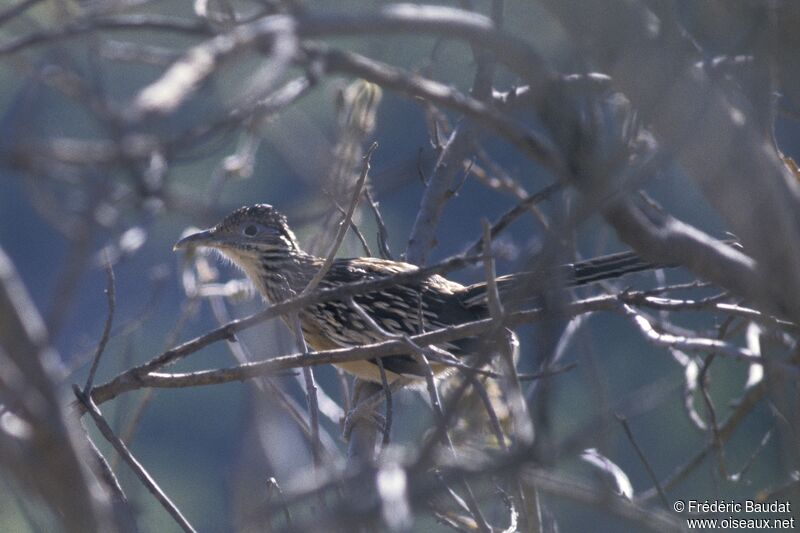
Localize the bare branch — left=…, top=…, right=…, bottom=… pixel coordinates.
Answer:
left=74, top=387, right=197, bottom=533
left=84, top=256, right=116, bottom=392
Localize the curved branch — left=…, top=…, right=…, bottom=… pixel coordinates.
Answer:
left=311, top=45, right=562, bottom=172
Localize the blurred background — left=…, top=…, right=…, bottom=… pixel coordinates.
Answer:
left=0, top=0, right=798, bottom=531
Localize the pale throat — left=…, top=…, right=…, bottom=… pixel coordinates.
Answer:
left=215, top=245, right=317, bottom=303
left=213, top=247, right=273, bottom=298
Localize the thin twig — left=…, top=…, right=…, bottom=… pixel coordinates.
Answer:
left=343, top=378, right=408, bottom=439
left=638, top=380, right=769, bottom=501
left=622, top=304, right=759, bottom=362
left=84, top=256, right=116, bottom=392
left=81, top=426, right=129, bottom=506
left=467, top=182, right=562, bottom=256
left=346, top=296, right=490, bottom=530
left=481, top=218, right=532, bottom=445
left=266, top=477, right=292, bottom=528
left=364, top=187, right=393, bottom=260
left=728, top=427, right=773, bottom=482
left=73, top=386, right=197, bottom=533
left=616, top=414, right=669, bottom=510
left=208, top=295, right=339, bottom=456
left=331, top=199, right=373, bottom=257
left=291, top=316, right=322, bottom=468
left=374, top=357, right=392, bottom=447
left=466, top=373, right=508, bottom=450
left=302, top=142, right=378, bottom=296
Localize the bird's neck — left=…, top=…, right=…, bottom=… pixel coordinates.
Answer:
left=244, top=247, right=322, bottom=304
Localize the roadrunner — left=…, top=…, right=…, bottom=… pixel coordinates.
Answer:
left=174, top=204, right=662, bottom=383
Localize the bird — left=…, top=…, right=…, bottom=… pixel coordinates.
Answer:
left=173, top=204, right=664, bottom=384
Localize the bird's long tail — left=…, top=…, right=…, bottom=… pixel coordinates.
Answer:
left=459, top=249, right=673, bottom=310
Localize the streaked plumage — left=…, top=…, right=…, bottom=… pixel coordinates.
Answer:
left=174, top=204, right=662, bottom=382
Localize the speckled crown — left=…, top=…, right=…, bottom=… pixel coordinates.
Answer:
left=216, top=204, right=299, bottom=249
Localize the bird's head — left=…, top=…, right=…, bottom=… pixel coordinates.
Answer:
left=173, top=204, right=301, bottom=261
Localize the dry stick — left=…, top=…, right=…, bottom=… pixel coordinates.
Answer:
left=622, top=290, right=730, bottom=311
left=402, top=23, right=504, bottom=526
left=374, top=356, right=392, bottom=447
left=255, top=379, right=684, bottom=532
left=265, top=400, right=684, bottom=533
left=414, top=357, right=492, bottom=527
left=73, top=387, right=197, bottom=533
left=0, top=246, right=113, bottom=532
left=266, top=477, right=292, bottom=529
left=621, top=304, right=758, bottom=362
left=711, top=302, right=798, bottom=331
left=518, top=362, right=577, bottom=382
left=345, top=296, right=490, bottom=531
left=406, top=113, right=476, bottom=264
left=8, top=6, right=552, bottom=96
left=290, top=316, right=322, bottom=468
left=751, top=460, right=800, bottom=503
left=301, top=142, right=378, bottom=296
left=481, top=219, right=533, bottom=445
left=364, top=188, right=393, bottom=260
left=306, top=143, right=379, bottom=465
left=332, top=200, right=372, bottom=257
left=616, top=414, right=669, bottom=510
left=345, top=380, right=382, bottom=462
left=638, top=379, right=769, bottom=502
left=471, top=146, right=529, bottom=200
left=415, top=345, right=513, bottom=467
left=481, top=219, right=504, bottom=320
left=133, top=16, right=297, bottom=116
left=84, top=256, right=115, bottom=392
left=137, top=3, right=556, bottom=159
left=467, top=182, right=562, bottom=256
left=81, top=427, right=129, bottom=506
left=40, top=32, right=543, bottom=170
left=298, top=5, right=551, bottom=102
left=729, top=427, right=773, bottom=482
left=346, top=295, right=505, bottom=447
left=466, top=373, right=509, bottom=451
left=480, top=216, right=535, bottom=532
left=602, top=198, right=773, bottom=323
left=111, top=296, right=201, bottom=470
left=405, top=0, right=498, bottom=266
left=697, top=313, right=739, bottom=481
left=314, top=45, right=562, bottom=173
left=209, top=296, right=339, bottom=458
left=343, top=378, right=409, bottom=439
left=169, top=75, right=315, bottom=155
left=336, top=368, right=352, bottom=416
left=342, top=297, right=425, bottom=446
left=520, top=468, right=680, bottom=533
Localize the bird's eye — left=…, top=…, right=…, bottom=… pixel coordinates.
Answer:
left=243, top=224, right=259, bottom=237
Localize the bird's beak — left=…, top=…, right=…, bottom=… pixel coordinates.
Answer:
left=173, top=229, right=216, bottom=251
